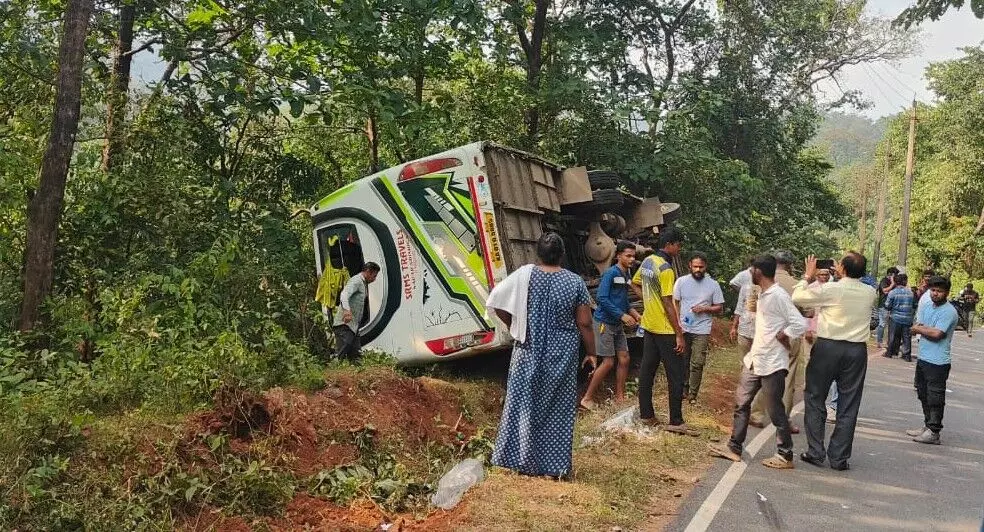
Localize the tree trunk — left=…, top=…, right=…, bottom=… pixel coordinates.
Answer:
left=366, top=109, right=380, bottom=173
left=515, top=0, right=549, bottom=149
left=18, top=0, right=95, bottom=332
left=101, top=2, right=136, bottom=172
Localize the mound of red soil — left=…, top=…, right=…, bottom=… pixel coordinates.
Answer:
left=188, top=370, right=493, bottom=475
left=176, top=369, right=500, bottom=530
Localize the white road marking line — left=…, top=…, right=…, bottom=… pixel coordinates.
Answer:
left=683, top=402, right=804, bottom=532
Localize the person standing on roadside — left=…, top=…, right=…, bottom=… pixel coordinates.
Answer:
left=794, top=253, right=876, bottom=471
left=750, top=251, right=806, bottom=433
left=633, top=228, right=697, bottom=436
left=581, top=240, right=641, bottom=409
left=730, top=267, right=757, bottom=358
left=487, top=233, right=596, bottom=478
left=673, top=252, right=725, bottom=404
left=958, top=283, right=979, bottom=337
left=875, top=267, right=900, bottom=349
left=915, top=269, right=935, bottom=308
left=907, top=276, right=959, bottom=445
left=884, top=274, right=915, bottom=361
left=333, top=262, right=381, bottom=360
left=708, top=254, right=806, bottom=469
left=729, top=257, right=754, bottom=292
left=803, top=269, right=839, bottom=423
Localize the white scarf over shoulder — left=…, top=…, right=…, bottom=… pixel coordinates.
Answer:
left=485, top=264, right=535, bottom=343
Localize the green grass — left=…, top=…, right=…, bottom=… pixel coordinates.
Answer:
left=457, top=338, right=743, bottom=531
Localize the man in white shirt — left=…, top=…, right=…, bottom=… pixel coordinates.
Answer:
left=729, top=257, right=756, bottom=355
left=709, top=254, right=806, bottom=469
left=333, top=262, right=381, bottom=359
left=793, top=253, right=876, bottom=471
left=729, top=279, right=756, bottom=355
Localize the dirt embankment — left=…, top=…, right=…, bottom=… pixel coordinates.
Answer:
left=171, top=369, right=502, bottom=531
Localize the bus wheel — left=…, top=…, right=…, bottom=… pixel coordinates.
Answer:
left=587, top=170, right=622, bottom=190
left=589, top=188, right=624, bottom=212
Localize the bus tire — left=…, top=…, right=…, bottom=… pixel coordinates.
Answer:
left=589, top=188, right=624, bottom=212
left=587, top=170, right=622, bottom=190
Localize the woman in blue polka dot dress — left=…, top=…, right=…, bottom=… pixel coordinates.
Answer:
left=487, top=233, right=596, bottom=478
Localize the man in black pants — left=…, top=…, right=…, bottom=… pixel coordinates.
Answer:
left=792, top=253, right=876, bottom=471
left=708, top=254, right=806, bottom=469
left=907, top=277, right=959, bottom=445
left=633, top=228, right=697, bottom=436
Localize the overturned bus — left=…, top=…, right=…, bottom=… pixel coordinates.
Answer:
left=310, top=142, right=679, bottom=364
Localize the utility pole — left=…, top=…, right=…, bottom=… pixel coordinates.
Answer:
left=871, top=150, right=889, bottom=276
left=858, top=176, right=869, bottom=256
left=898, top=100, right=917, bottom=268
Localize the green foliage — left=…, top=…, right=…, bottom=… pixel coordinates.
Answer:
left=309, top=426, right=431, bottom=511
left=896, top=0, right=984, bottom=29
left=0, top=0, right=921, bottom=526
left=836, top=47, right=984, bottom=278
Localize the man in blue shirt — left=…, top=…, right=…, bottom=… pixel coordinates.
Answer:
left=581, top=240, right=641, bottom=410
left=907, top=276, right=959, bottom=445
left=883, top=273, right=915, bottom=361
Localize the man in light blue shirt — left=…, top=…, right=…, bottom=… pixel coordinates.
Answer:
left=907, top=276, right=959, bottom=445
left=673, top=252, right=724, bottom=404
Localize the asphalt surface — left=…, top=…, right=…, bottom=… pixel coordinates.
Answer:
left=672, top=330, right=984, bottom=532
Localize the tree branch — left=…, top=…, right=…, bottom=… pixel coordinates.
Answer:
left=123, top=39, right=160, bottom=57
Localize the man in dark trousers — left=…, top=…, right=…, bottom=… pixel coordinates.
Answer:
left=793, top=252, right=876, bottom=471
left=907, top=276, right=959, bottom=445
left=333, top=262, right=380, bottom=359
left=875, top=267, right=900, bottom=349
left=708, top=254, right=806, bottom=470
left=958, top=283, right=979, bottom=337
left=884, top=273, right=915, bottom=361
left=633, top=227, right=697, bottom=436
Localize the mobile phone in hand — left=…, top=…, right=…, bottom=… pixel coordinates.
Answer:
left=816, top=259, right=835, bottom=270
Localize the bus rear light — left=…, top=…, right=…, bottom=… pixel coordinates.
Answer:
left=398, top=158, right=463, bottom=181
left=425, top=331, right=494, bottom=356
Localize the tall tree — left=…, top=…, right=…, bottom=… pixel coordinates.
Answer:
left=18, top=0, right=95, bottom=331
left=896, top=0, right=984, bottom=28
left=101, top=0, right=137, bottom=172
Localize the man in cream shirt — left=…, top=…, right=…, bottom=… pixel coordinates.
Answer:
left=793, top=252, right=876, bottom=471
left=709, top=254, right=806, bottom=469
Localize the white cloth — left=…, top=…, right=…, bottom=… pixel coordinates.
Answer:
left=744, top=283, right=807, bottom=376
left=486, top=264, right=535, bottom=343
left=730, top=268, right=752, bottom=290
left=735, top=282, right=756, bottom=339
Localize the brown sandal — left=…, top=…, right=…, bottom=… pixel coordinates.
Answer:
left=761, top=455, right=794, bottom=469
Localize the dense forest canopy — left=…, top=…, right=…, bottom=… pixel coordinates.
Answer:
left=11, top=0, right=984, bottom=525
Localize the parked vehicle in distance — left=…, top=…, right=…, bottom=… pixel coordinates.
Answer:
left=309, top=141, right=679, bottom=364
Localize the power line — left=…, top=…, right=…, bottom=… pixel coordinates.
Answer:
left=885, top=62, right=925, bottom=86
left=868, top=63, right=912, bottom=105
left=861, top=65, right=909, bottom=114
left=875, top=62, right=920, bottom=101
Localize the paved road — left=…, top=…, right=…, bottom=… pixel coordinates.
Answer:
left=672, top=330, right=984, bottom=532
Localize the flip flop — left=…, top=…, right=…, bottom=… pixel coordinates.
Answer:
left=665, top=424, right=700, bottom=437
left=578, top=399, right=599, bottom=412
left=708, top=443, right=742, bottom=462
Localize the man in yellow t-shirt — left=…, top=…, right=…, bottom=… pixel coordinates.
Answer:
left=632, top=227, right=695, bottom=435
